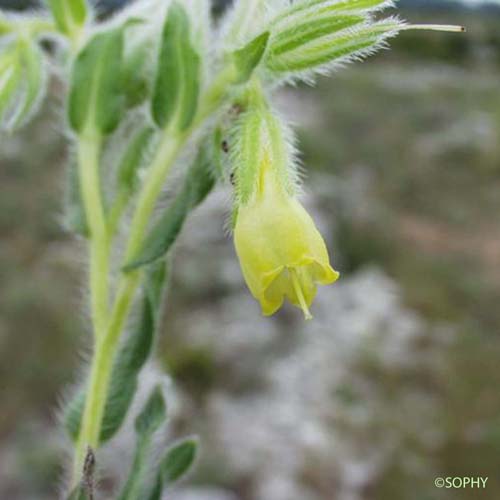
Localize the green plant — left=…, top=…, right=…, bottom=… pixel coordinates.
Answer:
left=0, top=0, right=462, bottom=497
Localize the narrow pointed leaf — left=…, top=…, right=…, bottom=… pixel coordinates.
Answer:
left=48, top=0, right=87, bottom=36
left=232, top=108, right=262, bottom=204
left=123, top=39, right=152, bottom=108
left=134, top=386, right=166, bottom=436
left=146, top=437, right=198, bottom=498
left=117, top=126, right=155, bottom=195
left=152, top=2, right=200, bottom=130
left=69, top=28, right=125, bottom=134
left=118, top=387, right=167, bottom=500
left=232, top=31, right=270, bottom=84
left=123, top=145, right=214, bottom=271
left=64, top=390, right=85, bottom=442
left=98, top=261, right=167, bottom=442
left=120, top=17, right=155, bottom=109
left=271, top=0, right=391, bottom=26
left=266, top=20, right=401, bottom=73
left=160, top=438, right=198, bottom=484
left=269, top=15, right=365, bottom=56
left=9, top=41, right=46, bottom=130
left=0, top=62, right=20, bottom=122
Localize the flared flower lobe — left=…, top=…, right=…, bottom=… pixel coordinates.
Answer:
left=234, top=156, right=339, bottom=318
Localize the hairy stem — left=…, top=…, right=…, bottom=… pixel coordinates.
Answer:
left=125, top=132, right=184, bottom=262
left=72, top=133, right=110, bottom=480
left=71, top=132, right=184, bottom=482
left=72, top=66, right=233, bottom=484
left=107, top=189, right=129, bottom=237
left=72, top=275, right=139, bottom=481
left=77, top=134, right=109, bottom=340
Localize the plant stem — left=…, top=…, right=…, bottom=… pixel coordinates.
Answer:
left=77, top=133, right=109, bottom=340
left=107, top=189, right=129, bottom=237
left=118, top=434, right=152, bottom=500
left=72, top=275, right=139, bottom=481
left=72, top=133, right=110, bottom=481
left=72, top=66, right=234, bottom=484
left=71, top=131, right=184, bottom=483
left=125, top=132, right=184, bottom=262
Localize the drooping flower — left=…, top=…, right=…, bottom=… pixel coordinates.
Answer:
left=233, top=141, right=338, bottom=319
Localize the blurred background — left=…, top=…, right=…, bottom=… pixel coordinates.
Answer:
left=1, top=0, right=500, bottom=499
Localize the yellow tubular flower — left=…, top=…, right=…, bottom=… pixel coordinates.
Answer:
left=234, top=154, right=339, bottom=319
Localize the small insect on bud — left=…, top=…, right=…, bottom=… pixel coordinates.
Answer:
left=230, top=103, right=245, bottom=116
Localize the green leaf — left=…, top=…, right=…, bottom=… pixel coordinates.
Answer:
left=98, top=262, right=166, bottom=442
left=160, top=437, right=198, bottom=484
left=123, top=36, right=153, bottom=108
left=64, top=389, right=84, bottom=442
left=123, top=389, right=167, bottom=497
left=0, top=58, right=21, bottom=122
left=152, top=2, right=200, bottom=130
left=118, top=386, right=167, bottom=500
left=123, top=144, right=214, bottom=271
left=0, top=39, right=48, bottom=131
left=8, top=40, right=46, bottom=130
left=48, top=0, right=87, bottom=36
left=265, top=0, right=398, bottom=76
left=233, top=108, right=262, bottom=204
left=68, top=28, right=125, bottom=134
left=117, top=126, right=155, bottom=195
left=147, top=437, right=199, bottom=500
left=134, top=386, right=166, bottom=436
left=65, top=156, right=88, bottom=236
left=232, top=31, right=270, bottom=84
left=266, top=20, right=401, bottom=73
left=145, top=437, right=198, bottom=499
left=271, top=0, right=389, bottom=25
left=145, top=258, right=168, bottom=317
left=269, top=15, right=365, bottom=56
left=64, top=262, right=168, bottom=443
left=68, top=0, right=87, bottom=26
left=322, top=0, right=390, bottom=13
left=97, top=376, right=137, bottom=442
